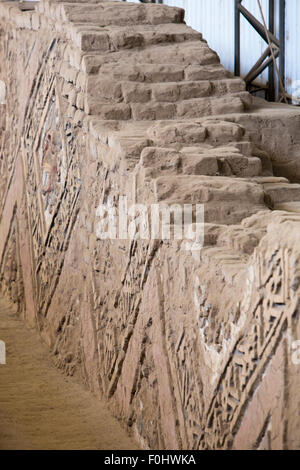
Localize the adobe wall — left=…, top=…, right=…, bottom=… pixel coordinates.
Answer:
left=1, top=0, right=300, bottom=449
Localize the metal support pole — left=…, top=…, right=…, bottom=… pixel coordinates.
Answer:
left=279, top=0, right=286, bottom=91
left=235, top=0, right=241, bottom=76
left=268, top=0, right=275, bottom=101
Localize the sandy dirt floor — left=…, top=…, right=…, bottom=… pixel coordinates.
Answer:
left=0, top=298, right=138, bottom=450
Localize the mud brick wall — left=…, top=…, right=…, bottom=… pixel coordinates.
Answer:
left=1, top=0, right=300, bottom=449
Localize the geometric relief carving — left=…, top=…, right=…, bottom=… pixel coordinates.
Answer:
left=92, top=238, right=158, bottom=398
left=22, top=44, right=81, bottom=318
left=0, top=208, right=24, bottom=311
left=172, top=329, right=205, bottom=449
left=201, top=248, right=297, bottom=450
left=37, top=86, right=67, bottom=235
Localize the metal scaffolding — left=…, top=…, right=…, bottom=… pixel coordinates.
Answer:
left=122, top=0, right=288, bottom=102
left=235, top=0, right=286, bottom=101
